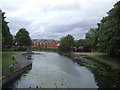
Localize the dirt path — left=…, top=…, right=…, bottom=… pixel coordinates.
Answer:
left=74, top=52, right=107, bottom=56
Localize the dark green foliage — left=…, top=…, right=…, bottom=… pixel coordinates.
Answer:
left=15, top=28, right=32, bottom=48
left=39, top=48, right=58, bottom=52
left=85, top=28, right=98, bottom=50
left=85, top=1, right=120, bottom=56
left=98, top=1, right=120, bottom=56
left=2, top=11, right=32, bottom=51
left=2, top=12, right=13, bottom=49
left=75, top=39, right=92, bottom=51
left=59, top=34, right=75, bottom=52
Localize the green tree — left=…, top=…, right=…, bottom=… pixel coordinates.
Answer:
left=15, top=28, right=32, bottom=49
left=96, top=17, right=109, bottom=52
left=2, top=11, right=13, bottom=49
left=85, top=28, right=98, bottom=50
left=85, top=1, right=120, bottom=56
left=76, top=39, right=92, bottom=51
left=59, top=34, right=75, bottom=52
left=97, top=1, right=120, bottom=56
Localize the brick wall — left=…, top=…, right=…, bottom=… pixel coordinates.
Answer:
left=32, top=40, right=59, bottom=48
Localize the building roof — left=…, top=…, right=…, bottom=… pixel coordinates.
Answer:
left=32, top=39, right=59, bottom=44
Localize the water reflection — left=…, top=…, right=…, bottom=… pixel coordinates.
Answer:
left=8, top=51, right=98, bottom=88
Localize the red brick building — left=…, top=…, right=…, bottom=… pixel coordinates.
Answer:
left=32, top=39, right=60, bottom=48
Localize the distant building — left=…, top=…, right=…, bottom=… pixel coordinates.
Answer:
left=32, top=39, right=60, bottom=48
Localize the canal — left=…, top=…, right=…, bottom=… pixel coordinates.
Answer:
left=8, top=51, right=98, bottom=88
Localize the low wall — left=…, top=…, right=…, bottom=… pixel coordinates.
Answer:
left=2, top=62, right=32, bottom=87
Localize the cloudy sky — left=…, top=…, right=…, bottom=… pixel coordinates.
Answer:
left=0, top=0, right=117, bottom=40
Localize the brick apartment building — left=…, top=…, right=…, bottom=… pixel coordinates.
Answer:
left=32, top=39, right=60, bottom=48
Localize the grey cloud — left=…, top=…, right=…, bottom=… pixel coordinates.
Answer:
left=0, top=0, right=27, bottom=12
left=45, top=19, right=97, bottom=34
left=43, top=2, right=81, bottom=12
left=0, top=0, right=116, bottom=40
left=8, top=19, right=32, bottom=35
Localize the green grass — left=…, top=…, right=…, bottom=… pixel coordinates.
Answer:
left=2, top=51, right=22, bottom=67
left=74, top=52, right=120, bottom=69
left=89, top=55, right=120, bottom=69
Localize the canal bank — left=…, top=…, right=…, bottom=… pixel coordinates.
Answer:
left=74, top=52, right=120, bottom=69
left=3, top=51, right=120, bottom=88
left=6, top=51, right=98, bottom=88
left=59, top=52, right=120, bottom=88
left=2, top=52, right=32, bottom=88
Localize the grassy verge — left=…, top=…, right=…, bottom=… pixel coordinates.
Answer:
left=58, top=51, right=72, bottom=58
left=88, top=55, right=120, bottom=69
left=59, top=52, right=120, bottom=88
left=2, top=51, right=22, bottom=76
left=74, top=52, right=120, bottom=69
left=38, top=48, right=58, bottom=52
left=2, top=51, right=22, bottom=67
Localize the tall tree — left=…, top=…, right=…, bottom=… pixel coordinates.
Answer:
left=15, top=28, right=32, bottom=49
left=59, top=34, right=75, bottom=52
left=76, top=39, right=92, bottom=51
left=98, top=1, right=120, bottom=56
left=2, top=11, right=13, bottom=49
left=85, top=1, right=120, bottom=56
left=85, top=28, right=98, bottom=50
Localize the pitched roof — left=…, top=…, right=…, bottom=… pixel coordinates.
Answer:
left=32, top=39, right=57, bottom=44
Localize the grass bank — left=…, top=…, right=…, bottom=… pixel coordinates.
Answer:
left=58, top=51, right=73, bottom=58
left=74, top=52, right=120, bottom=69
left=2, top=51, right=22, bottom=67
left=59, top=52, right=120, bottom=88
left=32, top=48, right=58, bottom=52
left=88, top=55, right=120, bottom=69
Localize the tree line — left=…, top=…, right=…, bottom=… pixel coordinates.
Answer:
left=2, top=11, right=32, bottom=51
left=58, top=34, right=92, bottom=52
left=2, top=1, right=120, bottom=56
left=85, top=1, right=120, bottom=56
left=59, top=1, right=120, bottom=56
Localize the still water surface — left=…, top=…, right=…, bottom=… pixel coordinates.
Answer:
left=9, top=51, right=98, bottom=88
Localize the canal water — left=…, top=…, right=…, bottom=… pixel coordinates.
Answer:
left=8, top=51, right=98, bottom=88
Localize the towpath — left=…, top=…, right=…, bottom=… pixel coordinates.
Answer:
left=14, top=53, right=32, bottom=68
